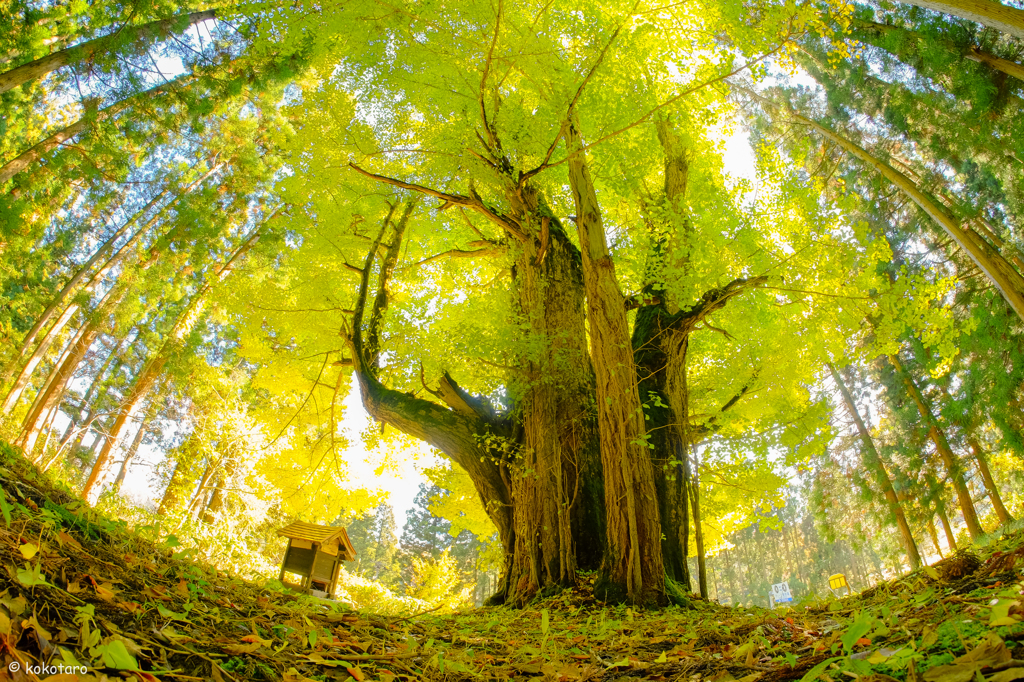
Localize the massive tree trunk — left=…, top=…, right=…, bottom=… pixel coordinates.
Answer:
left=0, top=10, right=216, bottom=95
left=567, top=118, right=665, bottom=606
left=508, top=220, right=604, bottom=601
left=888, top=353, right=985, bottom=540
left=344, top=193, right=606, bottom=606
left=894, top=0, right=1024, bottom=41
left=829, top=363, right=923, bottom=570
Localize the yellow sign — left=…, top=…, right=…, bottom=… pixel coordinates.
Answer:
left=828, top=573, right=849, bottom=590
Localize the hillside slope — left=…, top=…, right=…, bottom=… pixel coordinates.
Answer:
left=1, top=444, right=1023, bottom=682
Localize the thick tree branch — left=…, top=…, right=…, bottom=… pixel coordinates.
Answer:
left=348, top=163, right=527, bottom=242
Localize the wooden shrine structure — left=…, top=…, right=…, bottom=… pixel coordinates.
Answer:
left=277, top=521, right=356, bottom=597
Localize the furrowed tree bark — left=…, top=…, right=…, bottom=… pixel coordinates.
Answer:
left=788, top=110, right=1024, bottom=321
left=566, top=118, right=665, bottom=606
left=0, top=10, right=216, bottom=95
left=888, top=353, right=985, bottom=540
left=351, top=169, right=604, bottom=605
left=508, top=220, right=603, bottom=603
left=894, top=0, right=1024, bottom=41
left=829, top=363, right=923, bottom=570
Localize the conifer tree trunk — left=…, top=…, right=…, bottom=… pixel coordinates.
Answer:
left=888, top=354, right=985, bottom=540
left=852, top=19, right=1024, bottom=83
left=0, top=11, right=216, bottom=95
left=81, top=225, right=263, bottom=502
left=1, top=165, right=214, bottom=413
left=829, top=363, right=923, bottom=569
left=896, top=0, right=1024, bottom=41
left=57, top=333, right=126, bottom=451
left=936, top=501, right=958, bottom=550
left=158, top=463, right=186, bottom=515
left=17, top=318, right=104, bottom=457
left=927, top=518, right=945, bottom=559
left=1, top=303, right=81, bottom=414
left=789, top=111, right=1024, bottom=322
left=969, top=439, right=1013, bottom=524
left=111, top=402, right=155, bottom=493
left=0, top=79, right=186, bottom=184
left=567, top=118, right=665, bottom=606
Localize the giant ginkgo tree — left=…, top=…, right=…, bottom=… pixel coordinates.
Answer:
left=223, top=0, right=916, bottom=606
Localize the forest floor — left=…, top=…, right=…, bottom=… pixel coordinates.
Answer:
left=1, top=449, right=1023, bottom=682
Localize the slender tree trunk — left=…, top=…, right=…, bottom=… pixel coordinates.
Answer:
left=969, top=439, right=1013, bottom=524
left=927, top=518, right=945, bottom=559
left=64, top=349, right=128, bottom=462
left=852, top=19, right=1024, bottom=83
left=786, top=109, right=1024, bottom=321
left=1, top=164, right=214, bottom=413
left=0, top=11, right=216, bottom=94
left=937, top=501, right=958, bottom=551
left=895, top=0, right=1024, bottom=41
left=567, top=118, right=664, bottom=606
left=889, top=354, right=985, bottom=539
left=81, top=223, right=264, bottom=502
left=57, top=332, right=126, bottom=451
left=830, top=363, right=923, bottom=569
left=201, top=453, right=239, bottom=524
left=187, top=461, right=217, bottom=518
left=111, top=402, right=153, bottom=493
left=0, top=78, right=192, bottom=184
left=689, top=449, right=708, bottom=599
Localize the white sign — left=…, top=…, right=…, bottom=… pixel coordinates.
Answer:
left=770, top=581, right=792, bottom=603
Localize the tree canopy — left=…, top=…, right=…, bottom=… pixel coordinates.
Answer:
left=1, top=0, right=1021, bottom=607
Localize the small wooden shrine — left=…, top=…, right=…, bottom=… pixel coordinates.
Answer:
left=277, top=521, right=356, bottom=597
